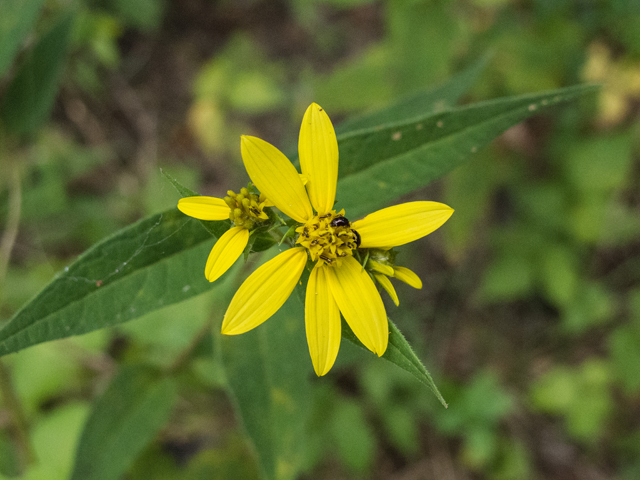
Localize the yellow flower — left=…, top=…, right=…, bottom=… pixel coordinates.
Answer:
left=366, top=249, right=423, bottom=307
left=177, top=188, right=270, bottom=282
left=220, top=103, right=453, bottom=376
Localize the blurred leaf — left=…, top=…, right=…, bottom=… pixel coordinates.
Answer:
left=382, top=407, right=418, bottom=456
left=608, top=321, right=640, bottom=395
left=336, top=54, right=491, bottom=133
left=561, top=281, right=615, bottom=335
left=387, top=0, right=460, bottom=92
left=0, top=432, right=20, bottom=478
left=342, top=318, right=448, bottom=407
left=0, top=0, right=44, bottom=76
left=111, top=0, right=165, bottom=31
left=480, top=252, right=534, bottom=303
left=0, top=12, right=74, bottom=135
left=435, top=371, right=513, bottom=434
left=562, top=132, right=633, bottom=193
left=312, top=45, right=395, bottom=113
left=71, top=365, right=177, bottom=480
left=181, top=434, right=261, bottom=480
left=331, top=399, right=376, bottom=474
left=530, top=360, right=613, bottom=442
left=25, top=403, right=90, bottom=480
left=11, top=342, right=83, bottom=415
left=336, top=85, right=599, bottom=217
left=462, top=427, right=497, bottom=470
left=536, top=243, right=579, bottom=307
left=219, top=289, right=311, bottom=480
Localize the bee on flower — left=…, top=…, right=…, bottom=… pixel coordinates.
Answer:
left=178, top=103, right=453, bottom=376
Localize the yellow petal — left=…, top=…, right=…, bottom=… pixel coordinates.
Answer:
left=326, top=256, right=388, bottom=356
left=222, top=247, right=307, bottom=335
left=393, top=266, right=423, bottom=289
left=204, top=226, right=249, bottom=282
left=178, top=196, right=229, bottom=221
left=373, top=273, right=399, bottom=306
left=352, top=201, right=454, bottom=248
left=306, top=264, right=341, bottom=376
left=241, top=136, right=313, bottom=223
left=298, top=103, right=338, bottom=215
left=368, top=260, right=394, bottom=277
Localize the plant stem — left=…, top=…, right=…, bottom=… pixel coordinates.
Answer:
left=0, top=158, right=22, bottom=306
left=0, top=152, right=34, bottom=470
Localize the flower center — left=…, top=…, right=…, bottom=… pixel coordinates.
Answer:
left=224, top=187, right=269, bottom=229
left=295, top=210, right=361, bottom=267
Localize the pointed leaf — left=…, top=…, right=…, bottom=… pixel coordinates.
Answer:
left=71, top=365, right=177, bottom=480
left=342, top=318, right=447, bottom=408
left=336, top=84, right=599, bottom=217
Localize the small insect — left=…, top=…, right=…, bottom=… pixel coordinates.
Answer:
left=352, top=230, right=361, bottom=248
left=330, top=215, right=350, bottom=228
left=319, top=213, right=332, bottom=219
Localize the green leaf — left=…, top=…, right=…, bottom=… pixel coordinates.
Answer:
left=71, top=365, right=177, bottom=480
left=341, top=318, right=447, bottom=407
left=0, top=11, right=74, bottom=135
left=0, top=85, right=596, bottom=356
left=0, top=0, right=45, bottom=76
left=0, top=210, right=217, bottom=356
left=336, top=84, right=599, bottom=217
left=335, top=54, right=490, bottom=133
left=219, top=286, right=311, bottom=480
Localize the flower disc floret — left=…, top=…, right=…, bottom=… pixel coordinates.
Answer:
left=295, top=210, right=359, bottom=267
left=224, top=187, right=269, bottom=229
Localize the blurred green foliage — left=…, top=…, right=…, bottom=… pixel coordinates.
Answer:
left=1, top=0, right=640, bottom=479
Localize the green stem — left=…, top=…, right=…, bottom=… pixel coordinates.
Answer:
left=0, top=147, right=35, bottom=471
left=0, top=159, right=22, bottom=306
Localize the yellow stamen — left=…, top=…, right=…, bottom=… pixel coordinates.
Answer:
left=295, top=210, right=359, bottom=267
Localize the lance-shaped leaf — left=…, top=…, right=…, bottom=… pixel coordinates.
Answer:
left=0, top=0, right=45, bottom=76
left=219, top=289, right=311, bottom=480
left=70, top=365, right=177, bottom=480
left=337, top=84, right=598, bottom=217
left=0, top=11, right=74, bottom=135
left=0, top=210, right=222, bottom=356
left=342, top=318, right=447, bottom=407
left=0, top=84, right=596, bottom=356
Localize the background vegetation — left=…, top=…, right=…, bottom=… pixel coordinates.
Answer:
left=1, top=0, right=639, bottom=479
